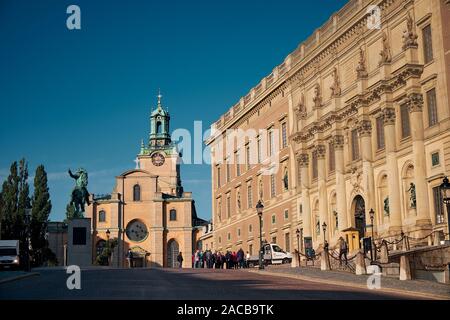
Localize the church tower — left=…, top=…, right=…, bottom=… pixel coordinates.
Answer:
left=138, top=91, right=182, bottom=195
left=149, top=90, right=172, bottom=150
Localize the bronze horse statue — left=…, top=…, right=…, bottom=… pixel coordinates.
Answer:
left=68, top=168, right=90, bottom=214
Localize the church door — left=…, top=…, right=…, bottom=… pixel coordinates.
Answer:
left=167, top=240, right=179, bottom=268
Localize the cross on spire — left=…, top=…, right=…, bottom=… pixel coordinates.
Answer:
left=157, top=88, right=162, bottom=108
left=134, top=157, right=140, bottom=169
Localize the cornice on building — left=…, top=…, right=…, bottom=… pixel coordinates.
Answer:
left=206, top=0, right=408, bottom=146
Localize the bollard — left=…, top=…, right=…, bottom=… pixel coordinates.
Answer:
left=320, top=250, right=331, bottom=271
left=379, top=241, right=389, bottom=264
left=291, top=251, right=299, bottom=268
left=355, top=250, right=366, bottom=275
left=399, top=255, right=412, bottom=280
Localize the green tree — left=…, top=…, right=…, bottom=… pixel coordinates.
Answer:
left=65, top=203, right=83, bottom=221
left=30, top=165, right=52, bottom=266
left=0, top=162, right=19, bottom=240
left=14, top=158, right=31, bottom=241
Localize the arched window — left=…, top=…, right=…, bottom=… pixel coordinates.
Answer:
left=169, top=209, right=177, bottom=221
left=133, top=184, right=141, bottom=201
left=98, top=210, right=106, bottom=222
left=156, top=121, right=162, bottom=134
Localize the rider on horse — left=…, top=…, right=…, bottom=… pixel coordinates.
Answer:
left=68, top=168, right=91, bottom=214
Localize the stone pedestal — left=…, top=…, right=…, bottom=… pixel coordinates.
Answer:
left=399, top=255, right=412, bottom=280
left=320, top=250, right=331, bottom=271
left=291, top=251, right=299, bottom=268
left=67, top=218, right=92, bottom=267
left=355, top=250, right=366, bottom=275
left=379, top=241, right=389, bottom=264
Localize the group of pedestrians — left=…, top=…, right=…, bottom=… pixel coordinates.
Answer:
left=190, top=248, right=250, bottom=269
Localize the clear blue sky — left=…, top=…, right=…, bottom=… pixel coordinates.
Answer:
left=0, top=0, right=347, bottom=222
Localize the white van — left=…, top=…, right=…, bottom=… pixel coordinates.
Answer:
left=0, top=240, right=20, bottom=269
left=247, top=243, right=292, bottom=267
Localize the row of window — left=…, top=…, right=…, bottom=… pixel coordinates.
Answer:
left=217, top=175, right=286, bottom=220
left=97, top=208, right=177, bottom=222
left=217, top=122, right=288, bottom=188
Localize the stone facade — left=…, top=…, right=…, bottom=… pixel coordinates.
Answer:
left=86, top=94, right=205, bottom=268
left=206, top=0, right=450, bottom=253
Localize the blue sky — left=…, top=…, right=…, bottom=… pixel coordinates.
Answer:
left=0, top=0, right=347, bottom=221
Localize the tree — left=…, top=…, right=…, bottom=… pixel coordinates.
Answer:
left=0, top=162, right=19, bottom=240
left=31, top=165, right=52, bottom=266
left=65, top=203, right=83, bottom=221
left=15, top=158, right=31, bottom=241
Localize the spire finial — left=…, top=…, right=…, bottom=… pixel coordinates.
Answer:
left=157, top=88, right=162, bottom=108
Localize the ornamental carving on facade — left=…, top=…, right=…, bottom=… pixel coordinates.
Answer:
left=331, top=135, right=344, bottom=150
left=382, top=107, right=396, bottom=125
left=350, top=166, right=362, bottom=192
left=313, top=83, right=322, bottom=108
left=314, top=144, right=326, bottom=159
left=379, top=31, right=392, bottom=65
left=330, top=67, right=341, bottom=98
left=357, top=120, right=372, bottom=137
left=298, top=153, right=309, bottom=167
left=406, top=92, right=424, bottom=113
left=402, top=12, right=418, bottom=50
left=295, top=93, right=307, bottom=119
left=356, top=47, right=368, bottom=79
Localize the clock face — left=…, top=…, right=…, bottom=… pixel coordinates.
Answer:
left=151, top=152, right=165, bottom=166
left=125, top=220, right=148, bottom=242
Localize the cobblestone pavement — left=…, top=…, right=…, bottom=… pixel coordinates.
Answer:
left=250, top=265, right=450, bottom=299
left=0, top=267, right=433, bottom=300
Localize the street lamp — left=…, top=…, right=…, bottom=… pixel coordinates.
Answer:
left=369, top=208, right=375, bottom=261
left=256, top=200, right=264, bottom=270
left=24, top=208, right=31, bottom=272
left=439, top=177, right=450, bottom=240
left=322, top=222, right=327, bottom=243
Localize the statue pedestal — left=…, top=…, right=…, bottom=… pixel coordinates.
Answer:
left=67, top=218, right=92, bottom=267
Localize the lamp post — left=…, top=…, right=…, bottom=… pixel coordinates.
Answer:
left=369, top=208, right=375, bottom=262
left=439, top=177, right=450, bottom=241
left=256, top=200, right=264, bottom=270
left=24, top=209, right=31, bottom=272
left=322, top=222, right=327, bottom=244
left=106, top=229, right=111, bottom=266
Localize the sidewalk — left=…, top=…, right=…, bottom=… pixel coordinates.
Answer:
left=248, top=265, right=450, bottom=300
left=0, top=271, right=39, bottom=284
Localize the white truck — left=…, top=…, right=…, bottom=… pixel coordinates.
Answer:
left=247, top=243, right=292, bottom=267
left=0, top=240, right=20, bottom=270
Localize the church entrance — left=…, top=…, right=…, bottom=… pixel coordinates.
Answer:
left=352, top=195, right=366, bottom=240
left=167, top=239, right=179, bottom=268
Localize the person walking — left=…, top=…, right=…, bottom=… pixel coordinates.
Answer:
left=245, top=251, right=250, bottom=268
left=126, top=249, right=133, bottom=268
left=232, top=251, right=238, bottom=269
left=177, top=251, right=184, bottom=268
left=338, top=236, right=348, bottom=266
left=194, top=250, right=200, bottom=268
left=237, top=248, right=244, bottom=269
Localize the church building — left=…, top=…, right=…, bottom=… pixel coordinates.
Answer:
left=86, top=93, right=206, bottom=268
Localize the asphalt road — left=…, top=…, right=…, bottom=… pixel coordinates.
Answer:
left=0, top=268, right=423, bottom=300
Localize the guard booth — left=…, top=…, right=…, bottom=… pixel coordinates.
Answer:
left=342, top=227, right=360, bottom=252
